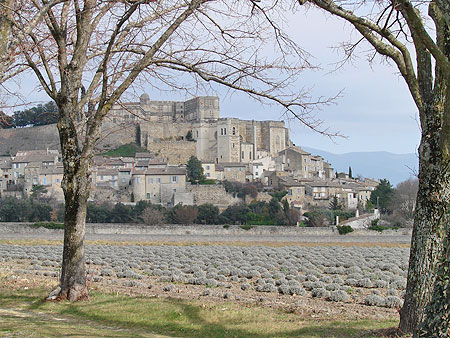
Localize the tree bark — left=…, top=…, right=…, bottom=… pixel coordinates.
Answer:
left=399, top=101, right=450, bottom=334
left=0, top=0, right=13, bottom=82
left=418, top=235, right=450, bottom=337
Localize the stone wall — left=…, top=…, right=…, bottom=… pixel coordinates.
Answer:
left=245, top=191, right=273, bottom=204
left=146, top=140, right=196, bottom=165
left=0, top=222, right=413, bottom=237
left=139, top=121, right=193, bottom=144
left=187, top=184, right=240, bottom=209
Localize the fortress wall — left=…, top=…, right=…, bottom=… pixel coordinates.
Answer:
left=146, top=140, right=196, bottom=165
left=139, top=122, right=193, bottom=144
left=187, top=184, right=239, bottom=208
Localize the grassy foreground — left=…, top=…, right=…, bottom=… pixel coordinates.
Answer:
left=0, top=287, right=399, bottom=338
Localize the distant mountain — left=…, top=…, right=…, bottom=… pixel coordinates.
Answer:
left=302, top=147, right=418, bottom=186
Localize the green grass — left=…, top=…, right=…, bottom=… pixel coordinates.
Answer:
left=0, top=287, right=399, bottom=338
left=100, top=143, right=149, bottom=157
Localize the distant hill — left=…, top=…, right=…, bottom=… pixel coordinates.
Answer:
left=302, top=147, right=418, bottom=186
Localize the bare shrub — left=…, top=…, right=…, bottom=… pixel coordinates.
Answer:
left=173, top=206, right=199, bottom=225
left=141, top=207, right=165, bottom=226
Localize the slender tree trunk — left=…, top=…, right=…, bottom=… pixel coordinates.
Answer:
left=399, top=102, right=450, bottom=335
left=59, top=181, right=89, bottom=301
left=56, top=106, right=92, bottom=301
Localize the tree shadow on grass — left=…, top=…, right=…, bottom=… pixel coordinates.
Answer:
left=31, top=295, right=396, bottom=338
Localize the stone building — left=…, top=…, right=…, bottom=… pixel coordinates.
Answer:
left=131, top=166, right=188, bottom=207
left=277, top=146, right=334, bottom=179
left=106, top=94, right=292, bottom=166
left=109, top=94, right=220, bottom=124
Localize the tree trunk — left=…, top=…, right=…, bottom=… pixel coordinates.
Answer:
left=56, top=109, right=92, bottom=301
left=418, top=235, right=450, bottom=337
left=399, top=103, right=450, bottom=335
left=59, top=183, right=88, bottom=301
left=0, top=0, right=13, bottom=82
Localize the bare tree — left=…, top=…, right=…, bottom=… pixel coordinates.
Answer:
left=298, top=0, right=450, bottom=336
left=141, top=207, right=165, bottom=226
left=393, top=178, right=419, bottom=221
left=9, top=0, right=325, bottom=301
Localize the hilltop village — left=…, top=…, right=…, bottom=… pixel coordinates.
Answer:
left=0, top=95, right=379, bottom=215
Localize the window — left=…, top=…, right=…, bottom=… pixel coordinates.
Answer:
left=249, top=152, right=252, bottom=159
left=148, top=178, right=153, bottom=183
left=232, top=143, right=235, bottom=148
left=156, top=178, right=161, bottom=183
left=288, top=189, right=292, bottom=196
left=220, top=128, right=223, bottom=135
left=206, top=165, right=210, bottom=170
left=232, top=127, right=236, bottom=135
left=146, top=193, right=150, bottom=199
left=173, top=189, right=177, bottom=192
left=56, top=179, right=60, bottom=183
left=121, top=178, right=126, bottom=183
left=136, top=177, right=141, bottom=183
left=100, top=176, right=104, bottom=180
left=206, top=173, right=210, bottom=177
left=241, top=151, right=244, bottom=158
left=224, top=128, right=227, bottom=135
left=255, top=172, right=259, bottom=176
left=171, top=176, right=178, bottom=183
left=43, top=177, right=47, bottom=185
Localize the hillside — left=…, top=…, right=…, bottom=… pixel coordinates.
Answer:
left=303, top=146, right=418, bottom=186
left=0, top=124, right=60, bottom=156
left=0, top=122, right=136, bottom=156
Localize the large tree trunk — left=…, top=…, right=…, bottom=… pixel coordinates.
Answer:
left=399, top=103, right=450, bottom=334
left=418, top=235, right=450, bottom=337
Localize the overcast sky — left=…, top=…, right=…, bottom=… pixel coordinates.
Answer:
left=4, top=5, right=421, bottom=156
left=216, top=8, right=421, bottom=155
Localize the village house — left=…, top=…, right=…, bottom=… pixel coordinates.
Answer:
left=131, top=166, right=188, bottom=207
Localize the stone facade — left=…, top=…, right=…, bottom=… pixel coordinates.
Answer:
left=144, top=140, right=196, bottom=165
left=187, top=184, right=240, bottom=209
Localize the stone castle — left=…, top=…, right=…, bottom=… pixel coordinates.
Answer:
left=106, top=95, right=292, bottom=164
